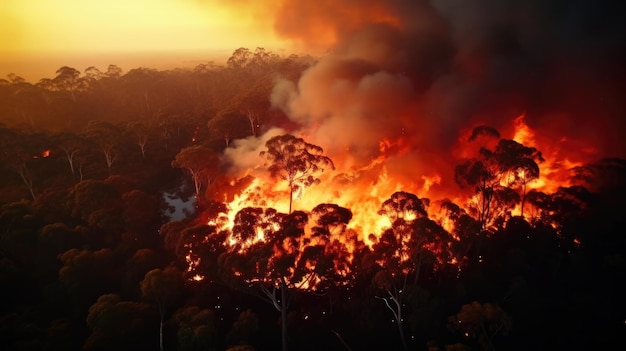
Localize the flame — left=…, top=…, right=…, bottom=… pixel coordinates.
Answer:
left=184, top=113, right=596, bottom=284
left=33, top=149, right=52, bottom=159
left=512, top=114, right=587, bottom=194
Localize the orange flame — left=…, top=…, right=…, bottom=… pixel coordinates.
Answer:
left=185, top=115, right=595, bottom=282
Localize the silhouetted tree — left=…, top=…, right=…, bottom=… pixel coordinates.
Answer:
left=226, top=309, right=260, bottom=348
left=260, top=134, right=334, bottom=213
left=455, top=126, right=543, bottom=257
left=53, top=66, right=83, bottom=102
left=448, top=301, right=512, bottom=351
left=219, top=206, right=353, bottom=351
left=370, top=191, right=451, bottom=351
left=84, top=294, right=156, bottom=351
left=170, top=306, right=219, bottom=351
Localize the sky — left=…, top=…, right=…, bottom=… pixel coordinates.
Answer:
left=0, top=0, right=296, bottom=81
left=1, top=0, right=624, bottom=158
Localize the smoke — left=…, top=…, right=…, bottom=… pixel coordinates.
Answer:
left=222, top=127, right=286, bottom=176
left=224, top=0, right=626, bottom=200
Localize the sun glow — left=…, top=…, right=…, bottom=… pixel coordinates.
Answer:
left=1, top=0, right=294, bottom=81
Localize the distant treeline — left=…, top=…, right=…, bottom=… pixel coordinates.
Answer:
left=0, top=47, right=313, bottom=134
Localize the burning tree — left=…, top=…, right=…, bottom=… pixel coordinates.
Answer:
left=260, top=134, right=335, bottom=214
left=371, top=191, right=453, bottom=351
left=219, top=209, right=301, bottom=350
left=217, top=203, right=357, bottom=351
left=455, top=126, right=543, bottom=257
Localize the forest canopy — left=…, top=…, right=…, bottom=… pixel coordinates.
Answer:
left=1, top=48, right=625, bottom=351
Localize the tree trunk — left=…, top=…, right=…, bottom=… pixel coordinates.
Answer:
left=281, top=284, right=288, bottom=351
left=159, top=303, right=164, bottom=351
left=17, top=164, right=36, bottom=200
left=520, top=181, right=527, bottom=218
left=396, top=313, right=408, bottom=351
left=288, top=182, right=294, bottom=214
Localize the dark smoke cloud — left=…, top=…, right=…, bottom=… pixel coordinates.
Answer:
left=429, top=0, right=626, bottom=150
left=227, top=0, right=626, bottom=191
left=273, top=0, right=624, bottom=151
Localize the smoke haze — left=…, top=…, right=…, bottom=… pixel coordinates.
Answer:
left=222, top=0, right=625, bottom=203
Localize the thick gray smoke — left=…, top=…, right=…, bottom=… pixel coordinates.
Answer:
left=270, top=0, right=625, bottom=154
left=225, top=0, right=626, bottom=196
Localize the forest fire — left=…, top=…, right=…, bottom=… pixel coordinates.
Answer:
left=187, top=108, right=599, bottom=288
left=208, top=113, right=591, bottom=233
left=2, top=1, right=625, bottom=350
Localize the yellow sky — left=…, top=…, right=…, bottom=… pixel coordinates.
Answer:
left=0, top=0, right=296, bottom=81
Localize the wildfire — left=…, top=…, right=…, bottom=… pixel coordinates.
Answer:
left=186, top=114, right=595, bottom=283
left=211, top=138, right=427, bottom=245
left=512, top=114, right=588, bottom=194
left=33, top=149, right=52, bottom=159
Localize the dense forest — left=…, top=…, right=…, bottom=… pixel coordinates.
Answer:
left=1, top=48, right=625, bottom=351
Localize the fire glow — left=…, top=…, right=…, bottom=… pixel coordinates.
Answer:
left=217, top=114, right=584, bottom=233
left=184, top=112, right=593, bottom=281
left=179, top=0, right=617, bottom=284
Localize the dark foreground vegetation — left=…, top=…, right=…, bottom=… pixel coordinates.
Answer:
left=1, top=48, right=625, bottom=351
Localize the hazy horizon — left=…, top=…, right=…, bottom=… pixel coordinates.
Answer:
left=1, top=0, right=304, bottom=83
left=1, top=49, right=251, bottom=83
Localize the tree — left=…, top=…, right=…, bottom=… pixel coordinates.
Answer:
left=121, top=189, right=163, bottom=248
left=448, top=301, right=512, bottom=351
left=53, top=131, right=82, bottom=179
left=437, top=200, right=481, bottom=277
left=140, top=267, right=185, bottom=351
left=171, top=145, right=220, bottom=198
left=84, top=66, right=103, bottom=81
left=260, top=134, right=334, bottom=214
left=492, top=139, right=543, bottom=217
left=172, top=223, right=228, bottom=281
left=0, top=127, right=45, bottom=200
left=309, top=203, right=359, bottom=287
left=126, top=122, right=152, bottom=159
left=7, top=80, right=46, bottom=127
left=66, top=179, right=120, bottom=223
left=232, top=77, right=274, bottom=137
left=219, top=207, right=293, bottom=351
left=207, top=109, right=249, bottom=147
left=53, top=66, right=83, bottom=102
left=219, top=205, right=353, bottom=351
left=83, top=120, right=124, bottom=172
left=455, top=127, right=543, bottom=256
left=378, top=191, right=428, bottom=223
left=171, top=306, right=219, bottom=351
left=105, top=64, right=123, bottom=79
left=58, top=249, right=120, bottom=308
left=227, top=48, right=253, bottom=70
left=84, top=294, right=156, bottom=351
left=371, top=191, right=451, bottom=351
left=225, top=309, right=260, bottom=348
